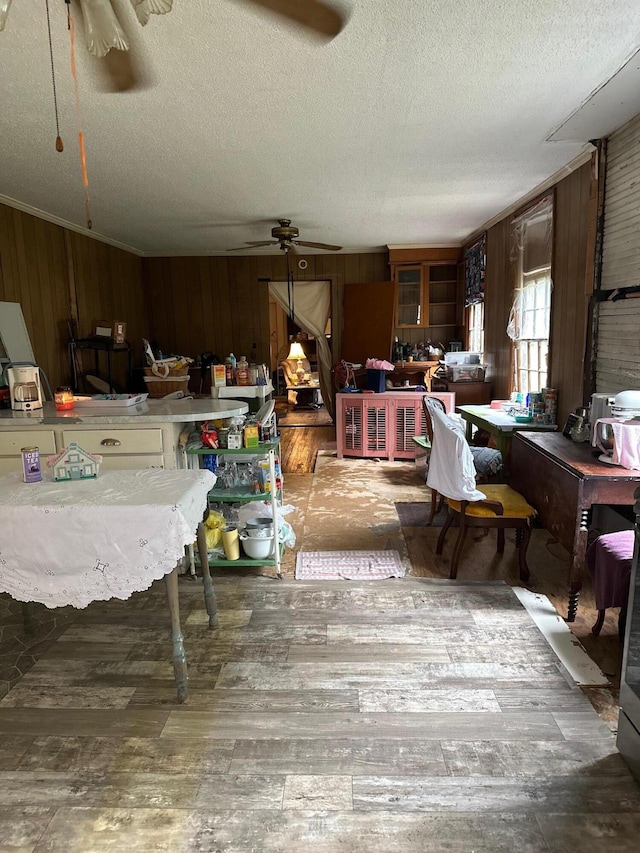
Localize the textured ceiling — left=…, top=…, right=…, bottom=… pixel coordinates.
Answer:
left=1, top=0, right=639, bottom=256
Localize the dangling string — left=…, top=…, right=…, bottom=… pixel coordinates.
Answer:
left=286, top=249, right=295, bottom=321
left=45, top=0, right=63, bottom=152
left=66, top=1, right=92, bottom=229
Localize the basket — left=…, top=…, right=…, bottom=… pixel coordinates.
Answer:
left=143, top=376, right=190, bottom=398
left=144, top=363, right=189, bottom=379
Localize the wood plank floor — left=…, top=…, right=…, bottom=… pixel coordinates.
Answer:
left=1, top=575, right=639, bottom=851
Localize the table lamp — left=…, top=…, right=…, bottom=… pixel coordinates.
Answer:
left=287, top=341, right=306, bottom=383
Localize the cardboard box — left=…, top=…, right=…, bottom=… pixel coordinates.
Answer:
left=211, top=364, right=226, bottom=387
left=244, top=425, right=259, bottom=448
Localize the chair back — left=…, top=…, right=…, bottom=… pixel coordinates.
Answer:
left=426, top=405, right=486, bottom=502
left=422, top=395, right=446, bottom=443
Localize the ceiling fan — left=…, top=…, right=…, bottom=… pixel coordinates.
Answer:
left=228, top=219, right=343, bottom=253
left=0, top=0, right=346, bottom=92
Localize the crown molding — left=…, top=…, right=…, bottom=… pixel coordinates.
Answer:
left=386, top=243, right=462, bottom=250
left=0, top=194, right=144, bottom=256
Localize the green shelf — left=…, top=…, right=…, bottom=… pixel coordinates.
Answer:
left=185, top=440, right=280, bottom=456
left=207, top=487, right=282, bottom=503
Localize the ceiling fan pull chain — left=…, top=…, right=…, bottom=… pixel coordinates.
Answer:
left=67, top=5, right=93, bottom=230
left=287, top=251, right=295, bottom=322
left=44, top=0, right=63, bottom=152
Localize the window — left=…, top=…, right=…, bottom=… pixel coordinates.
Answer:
left=467, top=301, right=484, bottom=356
left=508, top=196, right=553, bottom=396
left=512, top=267, right=551, bottom=393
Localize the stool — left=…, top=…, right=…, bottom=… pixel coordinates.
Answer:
left=586, top=530, right=634, bottom=640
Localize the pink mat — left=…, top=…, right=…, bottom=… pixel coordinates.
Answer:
left=295, top=550, right=405, bottom=580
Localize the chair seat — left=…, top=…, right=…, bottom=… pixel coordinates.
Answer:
left=448, top=484, right=536, bottom=519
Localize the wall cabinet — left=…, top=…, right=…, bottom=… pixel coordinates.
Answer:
left=390, top=261, right=458, bottom=330
left=336, top=391, right=455, bottom=461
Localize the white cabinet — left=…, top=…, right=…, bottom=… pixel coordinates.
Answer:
left=62, top=427, right=166, bottom=471
left=0, top=429, right=57, bottom=475
left=0, top=423, right=181, bottom=474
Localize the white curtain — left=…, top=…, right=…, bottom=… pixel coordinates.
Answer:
left=269, top=280, right=333, bottom=419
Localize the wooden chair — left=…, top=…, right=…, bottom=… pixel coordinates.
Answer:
left=421, top=396, right=503, bottom=525
left=427, top=403, right=536, bottom=580
left=422, top=395, right=446, bottom=524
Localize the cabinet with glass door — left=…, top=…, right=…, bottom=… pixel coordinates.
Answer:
left=391, top=261, right=458, bottom=330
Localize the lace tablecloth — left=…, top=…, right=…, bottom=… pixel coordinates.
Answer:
left=0, top=469, right=215, bottom=609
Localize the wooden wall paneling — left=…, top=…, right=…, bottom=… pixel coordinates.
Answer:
left=0, top=205, right=71, bottom=390
left=35, top=216, right=69, bottom=387
left=198, top=257, right=215, bottom=356
left=549, top=163, right=593, bottom=423
left=207, top=257, right=228, bottom=357
left=169, top=257, right=194, bottom=357
left=251, top=255, right=273, bottom=367
left=68, top=232, right=146, bottom=389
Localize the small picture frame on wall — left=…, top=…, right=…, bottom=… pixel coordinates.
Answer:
left=113, top=321, right=127, bottom=344
left=94, top=321, right=112, bottom=338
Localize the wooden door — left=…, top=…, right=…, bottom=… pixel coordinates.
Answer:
left=342, top=281, right=396, bottom=364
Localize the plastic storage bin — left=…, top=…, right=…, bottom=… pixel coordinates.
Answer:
left=443, top=351, right=481, bottom=366
left=444, top=364, right=486, bottom=382
left=365, top=369, right=386, bottom=392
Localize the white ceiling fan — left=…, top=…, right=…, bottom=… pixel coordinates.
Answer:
left=0, top=0, right=347, bottom=92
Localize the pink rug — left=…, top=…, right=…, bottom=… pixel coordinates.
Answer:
left=295, top=550, right=405, bottom=580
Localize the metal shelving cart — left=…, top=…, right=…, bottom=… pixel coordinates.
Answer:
left=183, top=439, right=283, bottom=577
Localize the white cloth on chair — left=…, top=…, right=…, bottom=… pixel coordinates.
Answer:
left=427, top=405, right=486, bottom=502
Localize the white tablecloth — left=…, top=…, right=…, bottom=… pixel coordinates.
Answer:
left=0, top=469, right=215, bottom=609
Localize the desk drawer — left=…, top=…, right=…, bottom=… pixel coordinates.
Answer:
left=99, top=454, right=165, bottom=470
left=62, top=428, right=164, bottom=455
left=0, top=430, right=56, bottom=456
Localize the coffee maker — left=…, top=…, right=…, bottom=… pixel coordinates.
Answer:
left=4, top=364, right=43, bottom=411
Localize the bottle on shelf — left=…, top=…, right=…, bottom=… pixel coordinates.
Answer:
left=236, top=356, right=250, bottom=386
left=225, top=355, right=235, bottom=385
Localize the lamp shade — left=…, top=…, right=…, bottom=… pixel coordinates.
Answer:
left=287, top=342, right=306, bottom=360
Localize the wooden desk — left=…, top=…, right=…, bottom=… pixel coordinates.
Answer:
left=390, top=361, right=439, bottom=390
left=510, top=432, right=640, bottom=621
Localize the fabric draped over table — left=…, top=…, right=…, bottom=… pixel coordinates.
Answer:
left=0, top=469, right=215, bottom=609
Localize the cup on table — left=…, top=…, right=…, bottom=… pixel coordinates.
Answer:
left=221, top=524, right=240, bottom=560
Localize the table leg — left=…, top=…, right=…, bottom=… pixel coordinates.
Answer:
left=566, top=508, right=589, bottom=622
left=164, top=566, right=188, bottom=703
left=197, top=521, right=219, bottom=629
left=465, top=420, right=473, bottom=444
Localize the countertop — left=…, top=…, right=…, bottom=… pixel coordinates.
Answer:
left=0, top=398, right=249, bottom=427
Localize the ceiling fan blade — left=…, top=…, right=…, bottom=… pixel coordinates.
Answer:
left=227, top=241, right=278, bottom=250
left=295, top=240, right=343, bottom=251
left=234, top=0, right=345, bottom=39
